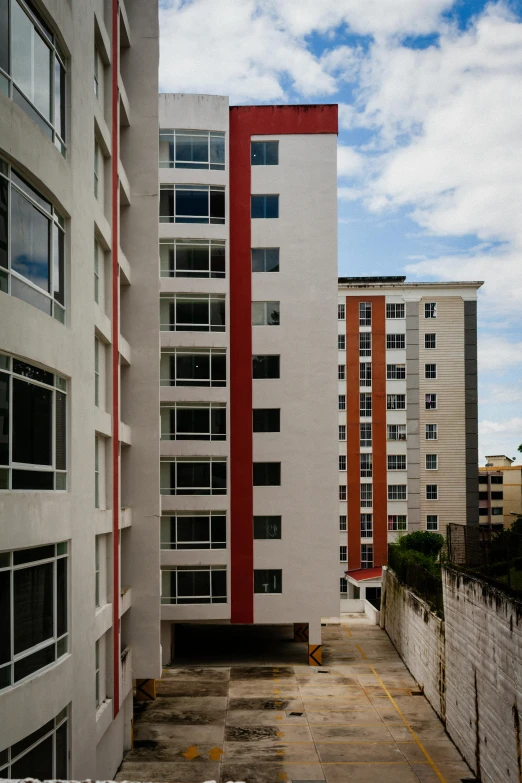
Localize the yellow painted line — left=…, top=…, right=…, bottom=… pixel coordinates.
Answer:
left=356, top=644, right=367, bottom=659
left=369, top=664, right=447, bottom=783
left=344, top=626, right=352, bottom=636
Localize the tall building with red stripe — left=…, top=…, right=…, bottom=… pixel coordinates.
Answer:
left=159, top=95, right=339, bottom=662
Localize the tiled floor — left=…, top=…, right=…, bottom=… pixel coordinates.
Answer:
left=117, top=617, right=472, bottom=783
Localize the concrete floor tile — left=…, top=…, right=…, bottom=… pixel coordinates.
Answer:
left=305, top=708, right=383, bottom=724
left=411, top=761, right=474, bottom=782
left=230, top=665, right=295, bottom=679
left=157, top=679, right=229, bottom=697
left=228, top=697, right=304, bottom=711
left=399, top=739, right=469, bottom=765
left=386, top=720, right=450, bottom=742
left=322, top=761, right=420, bottom=783
left=115, top=760, right=221, bottom=782
left=225, top=724, right=313, bottom=742
left=124, top=740, right=223, bottom=763
left=316, top=741, right=407, bottom=763
left=162, top=665, right=230, bottom=680
left=224, top=739, right=320, bottom=763
left=310, top=724, right=394, bottom=742
left=225, top=709, right=307, bottom=726
left=220, top=761, right=325, bottom=783
left=133, top=723, right=225, bottom=744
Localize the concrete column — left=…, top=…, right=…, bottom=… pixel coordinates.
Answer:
left=161, top=621, right=172, bottom=666
left=308, top=618, right=322, bottom=666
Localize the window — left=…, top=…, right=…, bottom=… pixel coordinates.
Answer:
left=0, top=159, right=66, bottom=321
left=361, top=514, right=373, bottom=538
left=361, top=544, right=373, bottom=569
left=478, top=475, right=488, bottom=484
left=160, top=240, right=225, bottom=279
left=388, top=455, right=406, bottom=471
left=94, top=45, right=101, bottom=99
left=360, top=393, right=372, bottom=417
left=426, top=515, right=438, bottom=531
left=161, top=566, right=227, bottom=604
left=160, top=513, right=226, bottom=550
left=338, top=394, right=346, bottom=411
left=251, top=141, right=278, bottom=165
left=388, top=515, right=407, bottom=532
left=338, top=334, right=346, bottom=350
left=252, top=301, right=280, bottom=326
left=387, top=364, right=406, bottom=380
left=254, top=569, right=282, bottom=594
left=387, top=424, right=406, bottom=441
left=491, top=491, right=503, bottom=500
left=426, top=454, right=438, bottom=470
left=338, top=303, right=345, bottom=320
left=425, top=333, right=436, bottom=349
left=252, top=247, right=279, bottom=273
left=425, top=364, right=437, bottom=379
left=360, top=454, right=372, bottom=478
left=388, top=485, right=407, bottom=501
left=360, top=362, right=371, bottom=387
left=253, top=409, right=280, bottom=433
left=161, top=404, right=226, bottom=441
left=253, top=355, right=280, bottom=379
left=251, top=195, right=279, bottom=219
left=0, top=708, right=68, bottom=780
left=386, top=303, right=405, bottom=319
left=478, top=491, right=488, bottom=501
left=339, top=455, right=346, bottom=472
left=425, top=394, right=437, bottom=410
left=361, top=483, right=372, bottom=508
left=340, top=577, right=347, bottom=596
left=359, top=333, right=371, bottom=357
left=94, top=535, right=100, bottom=606
left=253, top=462, right=281, bottom=486
left=387, top=394, right=406, bottom=410
left=479, top=507, right=488, bottom=517
left=426, top=484, right=438, bottom=500
left=160, top=459, right=226, bottom=496
left=339, top=485, right=347, bottom=501
left=492, top=507, right=503, bottom=516
left=94, top=437, right=100, bottom=509
left=338, top=364, right=346, bottom=381
left=425, top=302, right=437, bottom=319
left=94, top=337, right=100, bottom=406
left=1, top=0, right=66, bottom=152
left=0, top=355, right=67, bottom=491
left=359, top=302, right=371, bottom=326
left=339, top=425, right=346, bottom=442
left=425, top=424, right=438, bottom=440
left=491, top=475, right=503, bottom=484
left=339, top=515, right=347, bottom=531
left=160, top=294, right=226, bottom=332
left=254, top=516, right=282, bottom=539
left=161, top=349, right=226, bottom=388
left=340, top=546, right=347, bottom=562
left=160, top=184, right=225, bottom=224
left=387, top=334, right=405, bottom=349
left=360, top=423, right=371, bottom=447
left=94, top=139, right=100, bottom=199
left=94, top=239, right=101, bottom=304
left=0, top=543, right=68, bottom=690
left=159, top=130, right=225, bottom=170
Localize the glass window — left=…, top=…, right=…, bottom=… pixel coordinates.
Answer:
left=338, top=303, right=345, bottom=320
left=425, top=333, right=436, bottom=349
left=252, top=301, right=280, bottom=326
left=492, top=507, right=503, bottom=516
left=361, top=514, right=373, bottom=537
left=253, top=516, right=282, bottom=539
left=360, top=454, right=372, bottom=477
left=361, top=483, right=372, bottom=508
left=386, top=303, right=404, bottom=319
left=339, top=485, right=347, bottom=501
left=426, top=484, right=438, bottom=500
left=338, top=364, right=345, bottom=380
left=253, top=409, right=280, bottom=433
left=161, top=566, right=227, bottom=604
left=339, top=455, right=346, bottom=471
left=388, top=515, right=407, bottom=531
left=254, top=569, right=282, bottom=594
left=0, top=543, right=68, bottom=690
left=387, top=364, right=406, bottom=380
left=425, top=302, right=437, bottom=319
left=160, top=294, right=226, bottom=332
left=251, top=195, right=279, bottom=219
left=388, top=455, right=406, bottom=471
left=425, top=424, right=438, bottom=440
left=360, top=362, right=371, bottom=387
left=253, top=462, right=281, bottom=486
left=388, top=485, right=407, bottom=501
left=359, top=302, right=371, bottom=326
left=340, top=577, right=347, bottom=596
left=387, top=394, right=406, bottom=410
left=161, top=459, right=227, bottom=496
left=159, top=130, right=225, bottom=170
left=160, top=513, right=226, bottom=550
left=160, top=240, right=225, bottom=279
left=490, top=475, right=503, bottom=484
left=338, top=334, right=345, bottom=350
left=252, top=247, right=279, bottom=273
left=0, top=709, right=68, bottom=779
left=161, top=404, right=226, bottom=441
left=426, top=515, right=438, bottom=531
left=339, top=425, right=346, bottom=442
left=0, top=354, right=66, bottom=490
left=338, top=394, right=346, bottom=411
left=360, top=393, right=371, bottom=417
left=161, top=349, right=226, bottom=388
left=0, top=159, right=65, bottom=320
left=251, top=141, right=278, bottom=165
left=491, top=491, right=503, bottom=500
left=160, top=184, right=225, bottom=224
left=387, top=334, right=405, bottom=349
left=253, top=355, right=280, bottom=379
left=359, top=332, right=371, bottom=357
left=340, top=546, right=347, bottom=562
left=425, top=394, right=437, bottom=410
left=339, top=515, right=347, bottom=531
left=361, top=544, right=373, bottom=568
left=360, top=423, right=371, bottom=447
left=387, top=424, right=406, bottom=441
left=425, top=364, right=437, bottom=379
left=426, top=454, right=438, bottom=470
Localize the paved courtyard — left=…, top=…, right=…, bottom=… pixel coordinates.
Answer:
left=117, top=617, right=472, bottom=783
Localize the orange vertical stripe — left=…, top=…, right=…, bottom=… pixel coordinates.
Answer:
left=372, top=298, right=387, bottom=567
left=346, top=298, right=360, bottom=570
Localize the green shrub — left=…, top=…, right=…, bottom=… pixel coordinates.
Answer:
left=397, top=530, right=445, bottom=558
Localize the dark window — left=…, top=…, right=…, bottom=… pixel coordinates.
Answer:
left=0, top=370, right=9, bottom=466
left=254, top=569, right=282, bottom=593
left=478, top=476, right=488, bottom=484
left=478, top=491, right=488, bottom=500
left=492, top=507, right=503, bottom=516
left=253, top=355, right=280, bottom=379
left=491, top=491, right=503, bottom=500
left=251, top=195, right=279, bottom=219
left=490, top=475, right=503, bottom=484
left=11, top=186, right=51, bottom=293
left=387, top=334, right=405, bottom=349
left=251, top=141, right=278, bottom=165
left=161, top=185, right=225, bottom=224
left=173, top=351, right=226, bottom=387
left=252, top=248, right=279, bottom=272
left=13, top=562, right=54, bottom=654
left=479, top=507, right=488, bottom=516
left=425, top=333, right=436, bottom=349
left=253, top=409, right=280, bottom=432
left=171, top=460, right=226, bottom=495
left=12, top=378, right=52, bottom=466
left=253, top=462, right=281, bottom=486
left=173, top=407, right=226, bottom=440
left=11, top=735, right=53, bottom=781
left=0, top=0, right=8, bottom=75
left=254, top=516, right=282, bottom=539
left=359, top=302, right=371, bottom=326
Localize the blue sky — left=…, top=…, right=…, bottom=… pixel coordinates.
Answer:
left=159, top=0, right=522, bottom=463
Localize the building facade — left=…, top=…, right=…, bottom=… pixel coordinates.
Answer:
left=0, top=1, right=160, bottom=779
left=337, top=277, right=482, bottom=605
left=159, top=94, right=339, bottom=664
left=479, top=456, right=522, bottom=530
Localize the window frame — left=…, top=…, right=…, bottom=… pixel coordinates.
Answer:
left=253, top=516, right=282, bottom=540
left=338, top=394, right=346, bottom=411
left=340, top=545, right=347, bottom=563
left=159, top=129, right=226, bottom=170
left=387, top=424, right=406, bottom=441
left=360, top=392, right=372, bottom=418
left=361, top=513, right=373, bottom=538
left=424, top=302, right=437, bottom=319
left=360, top=453, right=372, bottom=478
left=388, top=515, right=407, bottom=532
left=339, top=425, right=346, bottom=442
left=340, top=577, right=347, bottom=596
left=251, top=140, right=278, bottom=166
left=253, top=355, right=280, bottom=380
left=339, top=485, right=347, bottom=501
left=338, top=303, right=345, bottom=320
left=253, top=408, right=280, bottom=433
left=252, top=301, right=280, bottom=326
left=161, top=348, right=226, bottom=388
left=426, top=454, right=438, bottom=471
left=159, top=184, right=225, bottom=224
left=161, top=403, right=226, bottom=441
left=359, top=302, right=372, bottom=326
left=387, top=394, right=406, bottom=410
left=338, top=364, right=346, bottom=381
left=253, top=462, right=281, bottom=487
left=388, top=455, right=406, bottom=471
left=386, top=334, right=406, bottom=350
left=360, top=483, right=373, bottom=508
left=387, top=364, right=406, bottom=380
left=426, top=484, right=438, bottom=500
left=425, top=363, right=437, bottom=379
left=339, top=455, right=347, bottom=472
left=339, top=515, right=347, bottom=531
left=160, top=293, right=226, bottom=333
left=160, top=512, right=227, bottom=550
left=161, top=565, right=227, bottom=604
left=388, top=485, right=407, bottom=501
left=252, top=247, right=279, bottom=273
left=360, top=422, right=372, bottom=447
left=359, top=332, right=371, bottom=357
left=0, top=708, right=69, bottom=779
left=425, top=333, right=437, bottom=349
left=386, top=303, right=405, bottom=319
left=360, top=362, right=371, bottom=387
left=338, top=334, right=346, bottom=351
left=361, top=543, right=373, bottom=569
left=426, top=515, right=439, bottom=531
left=254, top=569, right=282, bottom=594
left=425, top=423, right=438, bottom=440
left=251, top=194, right=279, bottom=219
left=425, top=393, right=437, bottom=410
left=160, top=458, right=227, bottom=496
left=160, top=239, right=226, bottom=279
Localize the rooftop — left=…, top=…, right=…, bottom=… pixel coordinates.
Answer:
left=338, top=276, right=484, bottom=289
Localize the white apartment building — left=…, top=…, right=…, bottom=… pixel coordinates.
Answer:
left=159, top=94, right=339, bottom=665
left=337, top=276, right=482, bottom=608
left=0, top=0, right=160, bottom=779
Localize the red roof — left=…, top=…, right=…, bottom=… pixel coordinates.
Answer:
left=345, top=567, right=383, bottom=582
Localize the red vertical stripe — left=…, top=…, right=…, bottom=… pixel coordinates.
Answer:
left=111, top=0, right=120, bottom=716
left=229, top=105, right=338, bottom=623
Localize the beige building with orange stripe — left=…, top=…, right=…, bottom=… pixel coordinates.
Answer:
left=479, top=456, right=522, bottom=529
left=337, top=276, right=482, bottom=607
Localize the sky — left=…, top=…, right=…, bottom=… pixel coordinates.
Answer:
left=158, top=0, right=522, bottom=464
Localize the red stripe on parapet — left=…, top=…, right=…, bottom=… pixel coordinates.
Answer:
left=229, top=105, right=338, bottom=624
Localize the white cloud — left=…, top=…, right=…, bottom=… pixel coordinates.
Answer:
left=479, top=417, right=522, bottom=464
left=477, top=336, right=522, bottom=372
left=482, top=385, right=522, bottom=404
left=337, top=145, right=365, bottom=177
